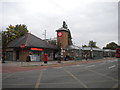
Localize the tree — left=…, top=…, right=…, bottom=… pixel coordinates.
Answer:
left=82, top=45, right=88, bottom=47
left=48, top=40, right=57, bottom=45
left=68, top=30, right=73, bottom=45
left=88, top=40, right=98, bottom=48
left=2, top=24, right=28, bottom=48
left=103, top=42, right=118, bottom=50
left=62, top=21, right=73, bottom=45
left=82, top=40, right=99, bottom=48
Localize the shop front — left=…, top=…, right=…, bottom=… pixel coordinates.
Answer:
left=28, top=48, right=43, bottom=61
left=28, top=48, right=54, bottom=61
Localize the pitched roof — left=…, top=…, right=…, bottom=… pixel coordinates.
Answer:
left=56, top=27, right=69, bottom=32
left=7, top=33, right=58, bottom=49
left=65, top=45, right=81, bottom=50
left=82, top=47, right=103, bottom=51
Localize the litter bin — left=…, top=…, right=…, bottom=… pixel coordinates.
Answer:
left=44, top=54, right=48, bottom=64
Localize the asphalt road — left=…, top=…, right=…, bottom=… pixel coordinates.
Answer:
left=2, top=59, right=118, bottom=88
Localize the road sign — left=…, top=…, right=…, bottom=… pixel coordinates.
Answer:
left=20, top=44, right=25, bottom=48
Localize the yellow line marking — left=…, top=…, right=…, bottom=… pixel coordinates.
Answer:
left=62, top=68, right=88, bottom=88
left=35, top=70, right=43, bottom=88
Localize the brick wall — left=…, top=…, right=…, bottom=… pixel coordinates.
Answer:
left=57, top=31, right=68, bottom=49
left=19, top=49, right=29, bottom=62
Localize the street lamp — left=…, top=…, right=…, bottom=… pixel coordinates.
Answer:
left=90, top=43, right=93, bottom=59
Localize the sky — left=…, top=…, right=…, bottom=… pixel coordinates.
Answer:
left=0, top=0, right=119, bottom=48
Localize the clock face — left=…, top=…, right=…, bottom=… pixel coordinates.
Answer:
left=58, top=32, right=62, bottom=37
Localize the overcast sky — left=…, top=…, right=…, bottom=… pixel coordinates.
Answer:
left=0, top=0, right=119, bottom=48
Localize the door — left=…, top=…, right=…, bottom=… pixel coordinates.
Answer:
left=16, top=50, right=19, bottom=61
left=6, top=51, right=13, bottom=61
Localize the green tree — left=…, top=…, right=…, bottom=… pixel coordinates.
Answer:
left=68, top=30, right=73, bottom=45
left=82, top=45, right=88, bottom=47
left=2, top=24, right=28, bottom=48
left=62, top=21, right=73, bottom=45
left=48, top=40, right=57, bottom=45
left=103, top=42, right=118, bottom=50
left=88, top=40, right=99, bottom=48
left=82, top=40, right=99, bottom=48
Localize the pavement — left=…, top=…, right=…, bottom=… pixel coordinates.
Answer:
left=2, top=57, right=116, bottom=73
left=2, top=57, right=115, bottom=66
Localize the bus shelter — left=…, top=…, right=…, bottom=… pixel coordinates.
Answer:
left=65, top=45, right=82, bottom=61
left=82, top=47, right=103, bottom=60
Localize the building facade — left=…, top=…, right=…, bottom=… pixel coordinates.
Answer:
left=6, top=33, right=58, bottom=62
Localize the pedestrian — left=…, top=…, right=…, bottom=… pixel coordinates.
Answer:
left=85, top=54, right=88, bottom=61
left=65, top=55, right=68, bottom=61
left=2, top=54, right=5, bottom=63
left=66, top=55, right=69, bottom=61
left=57, top=53, right=61, bottom=63
left=26, top=54, right=31, bottom=62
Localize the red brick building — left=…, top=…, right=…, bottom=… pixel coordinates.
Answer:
left=6, top=33, right=58, bottom=61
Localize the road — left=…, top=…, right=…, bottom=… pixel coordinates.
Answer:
left=2, top=59, right=118, bottom=89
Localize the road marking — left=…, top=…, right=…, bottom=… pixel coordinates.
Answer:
left=35, top=70, right=43, bottom=88
left=3, top=73, right=15, bottom=80
left=86, top=69, right=117, bottom=81
left=108, top=65, right=116, bottom=69
left=62, top=68, right=88, bottom=88
left=86, top=65, right=95, bottom=68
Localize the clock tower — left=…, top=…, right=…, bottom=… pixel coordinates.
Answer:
left=56, top=21, right=70, bottom=49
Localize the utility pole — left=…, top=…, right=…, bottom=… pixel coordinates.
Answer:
left=43, top=30, right=46, bottom=40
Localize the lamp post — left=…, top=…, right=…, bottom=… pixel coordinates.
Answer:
left=90, top=45, right=93, bottom=59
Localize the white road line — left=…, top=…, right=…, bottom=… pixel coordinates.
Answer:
left=108, top=65, right=116, bottom=69
left=62, top=68, right=88, bottom=88
left=3, top=73, right=15, bottom=80
left=87, top=69, right=117, bottom=81
left=35, top=71, right=43, bottom=88
left=86, top=65, right=95, bottom=68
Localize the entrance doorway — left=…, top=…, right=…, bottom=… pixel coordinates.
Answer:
left=6, top=51, right=13, bottom=61
left=16, top=50, right=19, bottom=61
